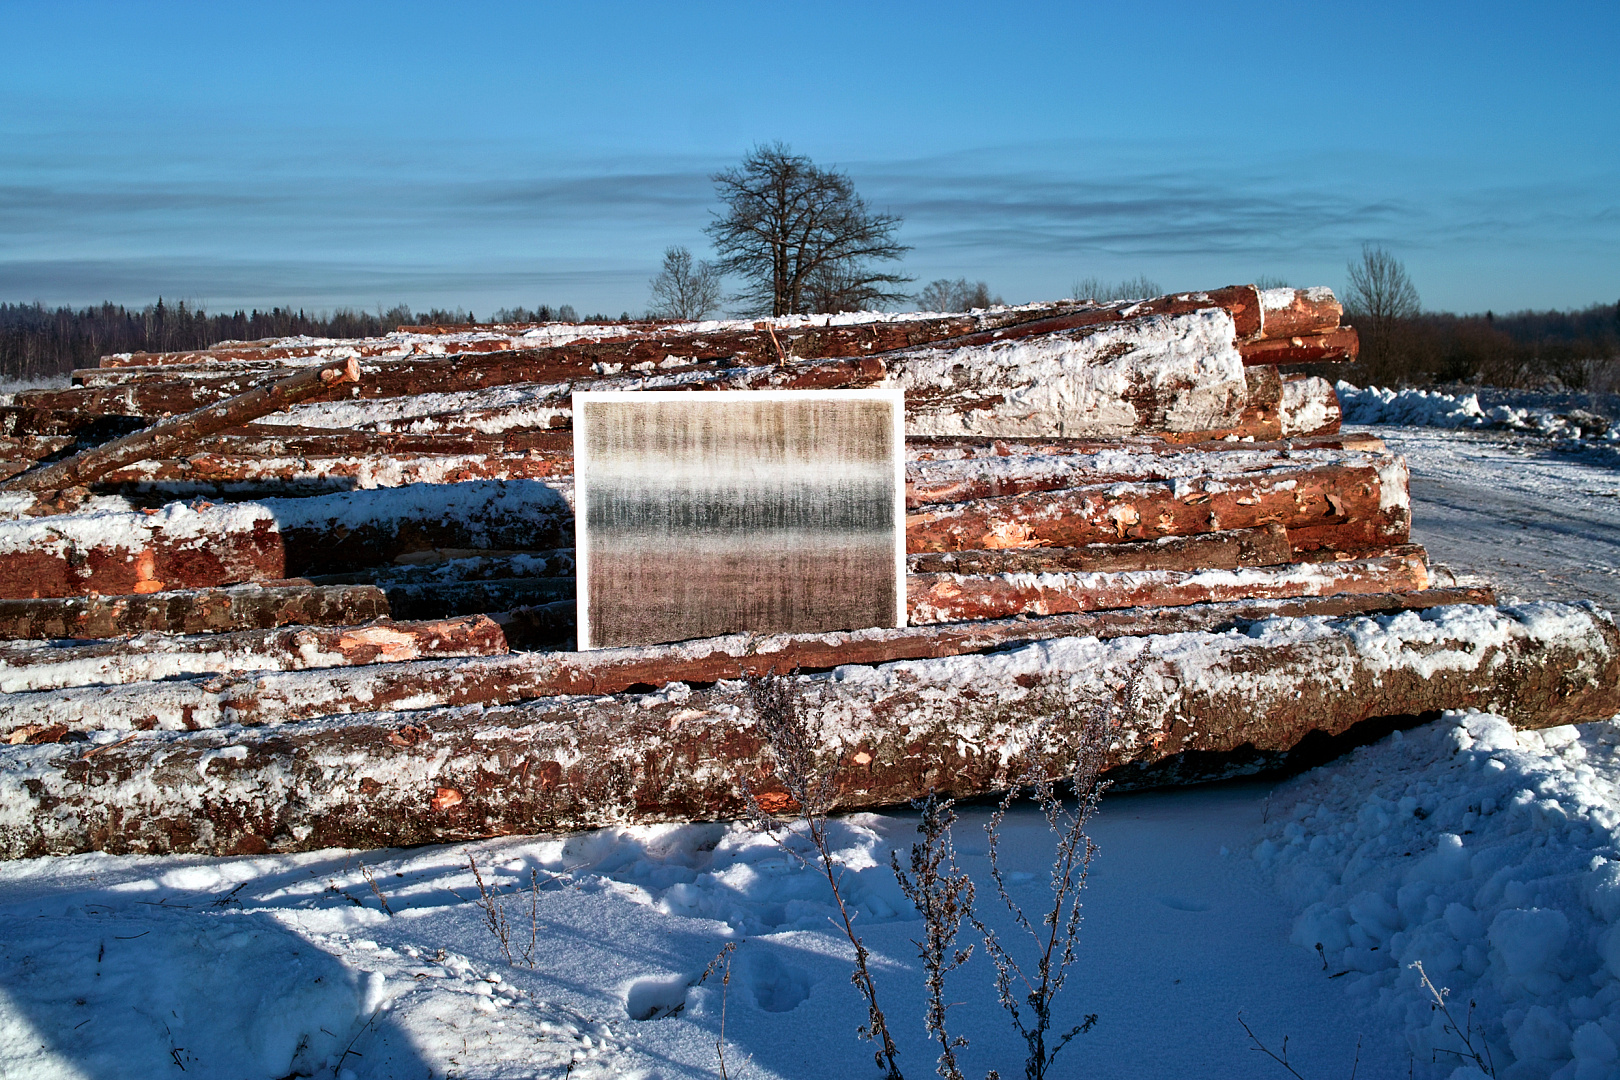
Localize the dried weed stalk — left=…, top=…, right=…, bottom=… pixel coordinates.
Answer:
left=971, top=688, right=1114, bottom=1080
left=697, top=941, right=739, bottom=1080
left=466, top=855, right=541, bottom=969
left=742, top=672, right=904, bottom=1080
left=892, top=794, right=975, bottom=1080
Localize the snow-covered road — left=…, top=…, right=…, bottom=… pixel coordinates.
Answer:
left=1372, top=426, right=1620, bottom=609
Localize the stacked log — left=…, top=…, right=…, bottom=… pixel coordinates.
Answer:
left=1, top=285, right=1609, bottom=859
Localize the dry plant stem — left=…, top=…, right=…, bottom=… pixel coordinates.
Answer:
left=358, top=863, right=393, bottom=916
left=743, top=673, right=905, bottom=1080
left=1410, top=960, right=1496, bottom=1077
left=698, top=942, right=738, bottom=1080
left=1238, top=1014, right=1309, bottom=1079
left=892, top=794, right=975, bottom=1080
left=467, top=855, right=515, bottom=967
left=972, top=695, right=1112, bottom=1080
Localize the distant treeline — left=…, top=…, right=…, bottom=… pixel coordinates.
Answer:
left=1343, top=302, right=1620, bottom=391
left=4, top=295, right=1617, bottom=390
left=0, top=299, right=632, bottom=383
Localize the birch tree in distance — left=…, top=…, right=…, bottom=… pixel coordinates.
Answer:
left=706, top=143, right=911, bottom=316
left=647, top=246, right=722, bottom=321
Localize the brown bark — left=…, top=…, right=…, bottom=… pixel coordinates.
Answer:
left=0, top=512, right=286, bottom=600
left=0, top=583, right=388, bottom=641
left=1239, top=327, right=1359, bottom=366
left=3, top=597, right=1607, bottom=858
left=2, top=358, right=361, bottom=493
left=0, top=587, right=1495, bottom=735
left=0, top=615, right=506, bottom=695
left=906, top=552, right=1429, bottom=624
left=1258, top=288, right=1345, bottom=340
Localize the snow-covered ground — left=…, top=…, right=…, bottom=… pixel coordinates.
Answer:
left=3, top=401, right=1619, bottom=1080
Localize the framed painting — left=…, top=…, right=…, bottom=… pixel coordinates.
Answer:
left=573, top=389, right=907, bottom=649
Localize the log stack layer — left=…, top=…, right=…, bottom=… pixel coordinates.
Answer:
left=3, top=286, right=1611, bottom=858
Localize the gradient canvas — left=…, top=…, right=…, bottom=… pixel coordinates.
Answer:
left=573, top=390, right=906, bottom=650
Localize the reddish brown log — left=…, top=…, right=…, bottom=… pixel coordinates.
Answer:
left=0, top=614, right=507, bottom=696
left=906, top=525, right=1291, bottom=574
left=3, top=597, right=1608, bottom=858
left=1257, top=288, right=1344, bottom=340
left=906, top=552, right=1429, bottom=624
left=2, top=358, right=362, bottom=493
left=0, top=586, right=1497, bottom=734
left=1239, top=327, right=1359, bottom=366
left=905, top=462, right=1399, bottom=552
left=0, top=583, right=388, bottom=641
left=0, top=506, right=286, bottom=599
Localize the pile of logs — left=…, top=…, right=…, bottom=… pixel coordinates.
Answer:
left=2, top=286, right=1615, bottom=858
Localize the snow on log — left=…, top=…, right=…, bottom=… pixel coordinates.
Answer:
left=0, top=583, right=389, bottom=641
left=0, top=500, right=285, bottom=599
left=907, top=436, right=1374, bottom=507
left=1, top=599, right=1607, bottom=858
left=0, top=614, right=506, bottom=694
left=906, top=552, right=1428, bottom=624
left=1257, top=287, right=1344, bottom=341
left=0, top=588, right=1496, bottom=735
left=892, top=310, right=1249, bottom=439
left=1, top=357, right=361, bottom=493
left=905, top=461, right=1407, bottom=552
left=1280, top=375, right=1342, bottom=437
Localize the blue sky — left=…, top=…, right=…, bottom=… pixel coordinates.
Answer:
left=1, top=0, right=1616, bottom=316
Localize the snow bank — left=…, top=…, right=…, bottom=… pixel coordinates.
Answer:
left=1256, top=711, right=1620, bottom=1079
left=1340, top=383, right=1619, bottom=444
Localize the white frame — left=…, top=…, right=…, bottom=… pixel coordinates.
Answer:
left=572, top=388, right=908, bottom=650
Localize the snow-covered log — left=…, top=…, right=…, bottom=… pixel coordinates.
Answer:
left=1, top=599, right=1607, bottom=858
left=906, top=460, right=1408, bottom=552
left=1280, top=375, right=1342, bottom=436
left=0, top=500, right=285, bottom=599
left=0, top=587, right=1495, bottom=734
left=906, top=552, right=1429, bottom=623
left=0, top=614, right=506, bottom=695
left=0, top=583, right=389, bottom=641
left=905, top=525, right=1292, bottom=574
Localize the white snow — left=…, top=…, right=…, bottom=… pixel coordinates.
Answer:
left=0, top=792, right=1419, bottom=1079
left=1257, top=710, right=1620, bottom=1080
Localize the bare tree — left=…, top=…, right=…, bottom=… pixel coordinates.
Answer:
left=1344, top=244, right=1420, bottom=324
left=647, top=246, right=723, bottom=321
left=917, top=278, right=1001, bottom=313
left=1344, top=244, right=1422, bottom=382
left=1071, top=275, right=1163, bottom=303
left=707, top=143, right=911, bottom=316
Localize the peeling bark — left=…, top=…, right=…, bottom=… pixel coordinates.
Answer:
left=0, top=583, right=389, bottom=641
left=0, top=614, right=506, bottom=694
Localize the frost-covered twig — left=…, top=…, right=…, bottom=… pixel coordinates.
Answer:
left=892, top=793, right=975, bottom=1080
left=358, top=862, right=393, bottom=916
left=743, top=672, right=904, bottom=1080
left=698, top=942, right=738, bottom=1079
left=1238, top=1014, right=1309, bottom=1079
left=971, top=677, right=1123, bottom=1080
left=1410, top=960, right=1495, bottom=1077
